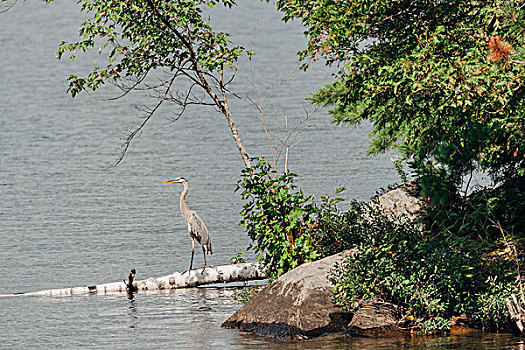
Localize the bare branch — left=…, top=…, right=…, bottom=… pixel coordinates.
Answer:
left=1, top=0, right=16, bottom=13
left=224, top=63, right=238, bottom=87
left=104, top=73, right=177, bottom=169
left=237, top=46, right=317, bottom=173
left=276, top=105, right=317, bottom=170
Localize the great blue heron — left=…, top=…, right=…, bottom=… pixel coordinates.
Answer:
left=164, top=177, right=212, bottom=272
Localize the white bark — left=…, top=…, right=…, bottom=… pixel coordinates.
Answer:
left=0, top=263, right=266, bottom=297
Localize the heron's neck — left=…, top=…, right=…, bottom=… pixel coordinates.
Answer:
left=179, top=182, right=190, bottom=219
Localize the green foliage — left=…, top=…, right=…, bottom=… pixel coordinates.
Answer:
left=236, top=158, right=319, bottom=280
left=327, top=201, right=515, bottom=332
left=232, top=284, right=264, bottom=304
left=312, top=199, right=390, bottom=258
left=231, top=287, right=254, bottom=304
left=419, top=316, right=450, bottom=335
left=472, top=276, right=514, bottom=328
left=392, top=156, right=409, bottom=184
left=27, top=0, right=254, bottom=168
left=274, top=4, right=525, bottom=327
left=230, top=249, right=247, bottom=264
left=51, top=0, right=248, bottom=97
left=429, top=178, right=525, bottom=240
left=276, top=0, right=525, bottom=202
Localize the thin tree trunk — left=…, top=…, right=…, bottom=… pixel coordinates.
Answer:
left=224, top=109, right=251, bottom=168
left=0, top=263, right=266, bottom=297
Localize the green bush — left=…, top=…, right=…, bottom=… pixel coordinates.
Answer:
left=428, top=178, right=525, bottom=240
left=312, top=199, right=393, bottom=258
left=307, top=198, right=356, bottom=258
left=420, top=316, right=450, bottom=335
left=236, top=158, right=319, bottom=280
left=236, top=158, right=522, bottom=332
left=472, top=276, right=514, bottom=329
left=326, top=200, right=516, bottom=332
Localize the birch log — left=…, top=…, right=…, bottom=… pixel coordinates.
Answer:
left=0, top=263, right=266, bottom=297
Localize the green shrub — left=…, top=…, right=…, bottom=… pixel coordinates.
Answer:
left=236, top=158, right=522, bottom=332
left=327, top=201, right=514, bottom=332
left=472, top=276, right=514, bottom=329
left=236, top=158, right=319, bottom=280
left=420, top=316, right=450, bottom=335
left=232, top=285, right=263, bottom=304
left=428, top=178, right=525, bottom=240
left=310, top=199, right=368, bottom=258
left=230, top=249, right=248, bottom=264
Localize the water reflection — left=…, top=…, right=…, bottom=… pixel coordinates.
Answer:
left=235, top=333, right=525, bottom=350
left=187, top=289, right=215, bottom=348
left=0, top=287, right=523, bottom=349
left=127, top=299, right=138, bottom=329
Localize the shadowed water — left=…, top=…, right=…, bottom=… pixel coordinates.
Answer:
left=0, top=1, right=520, bottom=348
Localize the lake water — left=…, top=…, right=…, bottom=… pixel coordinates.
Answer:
left=0, top=1, right=522, bottom=348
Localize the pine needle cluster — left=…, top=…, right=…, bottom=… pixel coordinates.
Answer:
left=487, top=35, right=514, bottom=63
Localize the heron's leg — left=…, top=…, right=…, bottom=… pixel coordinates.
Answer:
left=189, top=237, right=195, bottom=271
left=202, top=246, right=207, bottom=269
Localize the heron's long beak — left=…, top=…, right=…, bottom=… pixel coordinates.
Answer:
left=164, top=179, right=176, bottom=184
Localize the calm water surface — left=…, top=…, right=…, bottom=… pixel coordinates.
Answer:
left=0, top=1, right=522, bottom=348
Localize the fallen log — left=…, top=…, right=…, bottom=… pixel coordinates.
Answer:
left=0, top=263, right=266, bottom=297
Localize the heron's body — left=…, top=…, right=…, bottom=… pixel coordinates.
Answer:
left=165, top=177, right=212, bottom=271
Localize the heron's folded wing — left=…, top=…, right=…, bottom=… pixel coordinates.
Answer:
left=188, top=211, right=209, bottom=244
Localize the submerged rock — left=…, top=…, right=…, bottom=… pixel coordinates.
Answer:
left=222, top=251, right=353, bottom=340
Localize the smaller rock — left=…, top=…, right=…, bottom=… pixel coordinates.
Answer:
left=346, top=300, right=403, bottom=336
left=377, top=181, right=422, bottom=222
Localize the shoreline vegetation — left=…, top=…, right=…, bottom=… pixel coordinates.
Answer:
left=326, top=179, right=525, bottom=336
left=232, top=174, right=525, bottom=338
left=232, top=0, right=525, bottom=339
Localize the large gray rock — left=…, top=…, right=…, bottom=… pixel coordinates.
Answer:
left=222, top=251, right=353, bottom=340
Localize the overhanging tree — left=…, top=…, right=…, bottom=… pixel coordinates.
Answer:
left=2, top=0, right=330, bottom=277
left=16, top=0, right=253, bottom=168
left=273, top=1, right=525, bottom=329
left=276, top=0, right=525, bottom=200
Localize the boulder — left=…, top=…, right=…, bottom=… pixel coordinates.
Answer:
left=222, top=251, right=353, bottom=340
